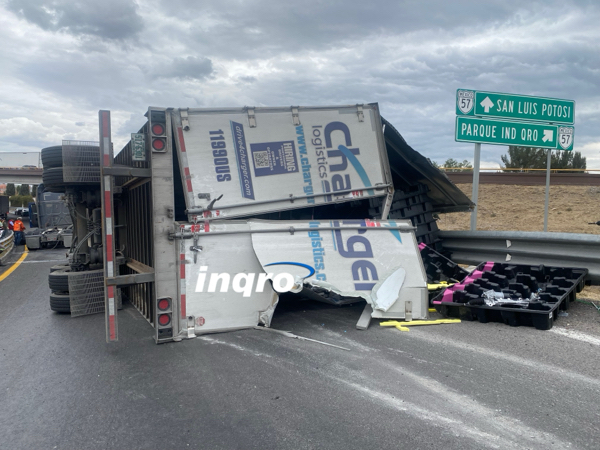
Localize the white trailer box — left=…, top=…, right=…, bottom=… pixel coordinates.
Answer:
left=97, top=107, right=402, bottom=343
left=168, top=105, right=393, bottom=219
left=175, top=219, right=427, bottom=337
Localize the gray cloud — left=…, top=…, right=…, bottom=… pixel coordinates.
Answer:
left=1, top=0, right=599, bottom=168
left=156, top=0, right=518, bottom=57
left=152, top=56, right=214, bottom=81
left=7, top=0, right=143, bottom=40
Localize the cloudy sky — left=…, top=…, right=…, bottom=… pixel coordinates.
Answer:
left=0, top=0, right=598, bottom=169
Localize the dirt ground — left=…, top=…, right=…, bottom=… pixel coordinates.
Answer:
left=437, top=183, right=600, bottom=312
left=437, top=184, right=600, bottom=234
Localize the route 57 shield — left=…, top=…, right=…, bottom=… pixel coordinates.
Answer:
left=456, top=90, right=475, bottom=115
left=558, top=127, right=574, bottom=150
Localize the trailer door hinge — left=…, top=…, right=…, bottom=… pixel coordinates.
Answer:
left=291, top=106, right=300, bottom=125
left=190, top=235, right=202, bottom=263
left=180, top=108, right=190, bottom=131
left=247, top=107, right=256, bottom=128
left=356, top=104, right=364, bottom=122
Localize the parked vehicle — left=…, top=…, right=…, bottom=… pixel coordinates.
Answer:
left=0, top=195, right=8, bottom=218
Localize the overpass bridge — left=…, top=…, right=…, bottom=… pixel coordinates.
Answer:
left=0, top=168, right=43, bottom=184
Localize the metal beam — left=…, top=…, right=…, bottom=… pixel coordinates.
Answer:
left=106, top=272, right=155, bottom=287
left=126, top=258, right=154, bottom=274
left=439, top=230, right=600, bottom=284
left=103, top=166, right=152, bottom=178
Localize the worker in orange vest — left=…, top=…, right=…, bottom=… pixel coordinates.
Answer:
left=13, top=216, right=25, bottom=246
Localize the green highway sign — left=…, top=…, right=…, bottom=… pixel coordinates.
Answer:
left=455, top=116, right=574, bottom=150
left=456, top=89, right=575, bottom=125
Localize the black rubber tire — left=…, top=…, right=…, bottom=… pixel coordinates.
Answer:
left=50, top=292, right=71, bottom=313
left=41, top=146, right=63, bottom=169
left=42, top=167, right=64, bottom=185
left=50, top=264, right=70, bottom=272
left=48, top=269, right=71, bottom=291
left=43, top=165, right=101, bottom=190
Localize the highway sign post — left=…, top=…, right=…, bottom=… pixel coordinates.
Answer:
left=456, top=89, right=575, bottom=125
left=455, top=89, right=576, bottom=231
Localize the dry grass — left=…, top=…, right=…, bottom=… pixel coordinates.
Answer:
left=437, top=184, right=600, bottom=234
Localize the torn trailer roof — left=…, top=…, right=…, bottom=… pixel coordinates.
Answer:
left=381, top=117, right=474, bottom=214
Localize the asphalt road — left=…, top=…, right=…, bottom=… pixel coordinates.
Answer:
left=1, top=246, right=599, bottom=449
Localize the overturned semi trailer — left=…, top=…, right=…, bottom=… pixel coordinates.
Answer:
left=81, top=105, right=472, bottom=343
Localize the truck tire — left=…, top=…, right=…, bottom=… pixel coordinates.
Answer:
left=48, top=269, right=71, bottom=291
left=42, top=167, right=64, bottom=185
left=41, top=146, right=63, bottom=169
left=50, top=264, right=70, bottom=272
left=50, top=292, right=71, bottom=313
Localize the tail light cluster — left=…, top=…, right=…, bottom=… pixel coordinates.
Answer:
left=149, top=110, right=167, bottom=152
left=157, top=296, right=173, bottom=339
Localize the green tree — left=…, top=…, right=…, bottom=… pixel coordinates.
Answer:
left=501, top=146, right=547, bottom=171
left=19, top=184, right=30, bottom=196
left=442, top=158, right=472, bottom=172
left=6, top=183, right=15, bottom=196
left=551, top=150, right=586, bottom=173
left=9, top=195, right=33, bottom=207
left=501, top=146, right=586, bottom=172
left=32, top=185, right=38, bottom=197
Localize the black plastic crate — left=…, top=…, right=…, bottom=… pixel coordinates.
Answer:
left=420, top=243, right=469, bottom=283
left=417, top=233, right=441, bottom=246
left=390, top=194, right=430, bottom=210
left=419, top=243, right=469, bottom=302
left=432, top=262, right=588, bottom=330
left=412, top=211, right=436, bottom=225
left=393, top=184, right=429, bottom=200
left=389, top=202, right=433, bottom=219
left=414, top=220, right=439, bottom=238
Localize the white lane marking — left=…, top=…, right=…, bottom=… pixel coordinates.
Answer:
left=197, top=336, right=272, bottom=358
left=333, top=378, right=568, bottom=450
left=408, top=331, right=600, bottom=389
left=550, top=327, right=600, bottom=346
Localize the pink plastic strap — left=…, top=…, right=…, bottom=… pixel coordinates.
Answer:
left=484, top=261, right=495, bottom=272
left=418, top=243, right=427, bottom=250
left=441, top=289, right=455, bottom=303
left=469, top=270, right=484, bottom=280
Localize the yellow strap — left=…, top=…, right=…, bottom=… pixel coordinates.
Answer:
left=380, top=318, right=461, bottom=331
left=427, top=281, right=454, bottom=290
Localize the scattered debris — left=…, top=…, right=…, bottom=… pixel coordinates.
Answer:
left=254, top=326, right=350, bottom=350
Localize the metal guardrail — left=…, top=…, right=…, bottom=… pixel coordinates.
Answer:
left=439, top=230, right=600, bottom=284
left=444, top=172, right=600, bottom=186
left=0, top=230, right=15, bottom=265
